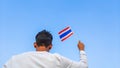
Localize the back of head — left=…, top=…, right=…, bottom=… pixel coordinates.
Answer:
left=35, top=30, right=53, bottom=47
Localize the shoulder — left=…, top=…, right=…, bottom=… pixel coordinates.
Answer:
left=53, top=53, right=62, bottom=57
left=14, top=51, right=34, bottom=56
left=4, top=51, right=38, bottom=67
left=11, top=51, right=36, bottom=59
left=52, top=53, right=67, bottom=60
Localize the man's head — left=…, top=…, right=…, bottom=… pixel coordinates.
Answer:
left=34, top=30, right=53, bottom=51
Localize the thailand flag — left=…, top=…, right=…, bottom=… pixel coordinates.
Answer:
left=58, top=26, right=73, bottom=41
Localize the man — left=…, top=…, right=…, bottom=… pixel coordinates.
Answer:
left=3, top=30, right=88, bottom=68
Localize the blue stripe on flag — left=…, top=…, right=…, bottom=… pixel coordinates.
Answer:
left=60, top=29, right=72, bottom=39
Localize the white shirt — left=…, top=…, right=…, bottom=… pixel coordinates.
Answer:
left=3, top=51, right=88, bottom=68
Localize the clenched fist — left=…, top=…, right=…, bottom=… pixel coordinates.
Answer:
left=78, top=41, right=85, bottom=51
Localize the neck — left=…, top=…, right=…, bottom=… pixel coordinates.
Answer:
left=36, top=46, right=49, bottom=52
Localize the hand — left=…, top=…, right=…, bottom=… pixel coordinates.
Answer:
left=78, top=41, right=85, bottom=51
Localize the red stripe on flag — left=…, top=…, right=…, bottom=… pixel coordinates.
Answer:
left=58, top=26, right=70, bottom=34
left=61, top=32, right=73, bottom=41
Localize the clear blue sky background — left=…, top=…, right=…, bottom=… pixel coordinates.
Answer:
left=0, top=0, right=120, bottom=68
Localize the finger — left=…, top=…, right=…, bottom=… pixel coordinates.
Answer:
left=79, top=40, right=83, bottom=45
left=78, top=40, right=81, bottom=44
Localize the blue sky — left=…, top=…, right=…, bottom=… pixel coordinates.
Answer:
left=0, top=0, right=120, bottom=68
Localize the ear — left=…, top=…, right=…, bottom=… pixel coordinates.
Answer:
left=34, top=42, right=37, bottom=48
left=48, top=44, right=52, bottom=50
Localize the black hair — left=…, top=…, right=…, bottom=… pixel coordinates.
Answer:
left=35, top=30, right=53, bottom=47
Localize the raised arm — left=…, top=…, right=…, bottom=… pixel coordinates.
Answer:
left=58, top=41, right=88, bottom=68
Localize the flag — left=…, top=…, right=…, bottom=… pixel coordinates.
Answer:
left=58, top=26, right=73, bottom=41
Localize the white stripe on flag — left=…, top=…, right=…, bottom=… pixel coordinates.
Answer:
left=58, top=26, right=73, bottom=41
